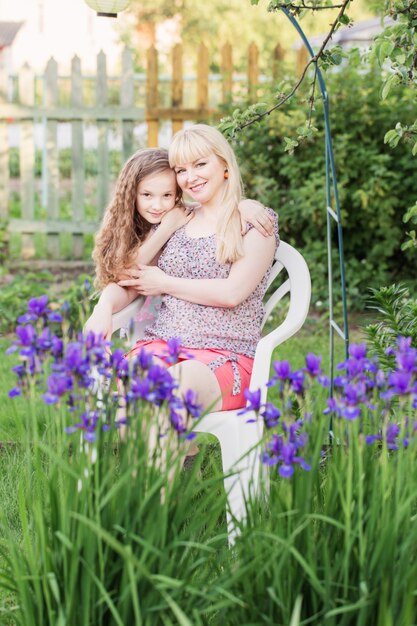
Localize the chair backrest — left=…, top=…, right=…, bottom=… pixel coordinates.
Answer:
left=250, top=240, right=311, bottom=398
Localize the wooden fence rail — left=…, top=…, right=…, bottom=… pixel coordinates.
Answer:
left=0, top=41, right=288, bottom=261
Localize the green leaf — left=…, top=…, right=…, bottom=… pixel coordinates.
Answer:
left=377, top=40, right=395, bottom=65
left=381, top=74, right=400, bottom=100
left=289, top=595, right=303, bottom=626
left=403, top=203, right=417, bottom=223
left=383, top=129, right=398, bottom=144
left=47, top=572, right=61, bottom=604
left=339, top=14, right=350, bottom=25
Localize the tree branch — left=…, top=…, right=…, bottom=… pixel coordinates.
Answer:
left=237, top=0, right=351, bottom=131
left=278, top=1, right=346, bottom=11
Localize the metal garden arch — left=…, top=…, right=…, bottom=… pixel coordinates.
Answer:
left=282, top=8, right=350, bottom=386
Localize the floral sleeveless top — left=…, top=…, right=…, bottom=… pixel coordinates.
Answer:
left=142, top=208, right=279, bottom=358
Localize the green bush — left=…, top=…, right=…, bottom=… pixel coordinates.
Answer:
left=363, top=283, right=417, bottom=369
left=231, top=58, right=417, bottom=310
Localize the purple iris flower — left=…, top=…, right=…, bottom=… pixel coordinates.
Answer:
left=169, top=409, right=187, bottom=435
left=324, top=396, right=338, bottom=415
left=15, top=324, right=37, bottom=347
left=262, top=423, right=310, bottom=478
left=17, top=295, right=49, bottom=323
left=386, top=423, right=400, bottom=447
left=132, top=348, right=154, bottom=371
left=349, top=343, right=367, bottom=360
left=128, top=364, right=177, bottom=407
left=366, top=423, right=401, bottom=450
left=387, top=371, right=413, bottom=396
left=183, top=389, right=202, bottom=419
left=375, top=369, right=386, bottom=387
left=261, top=403, right=281, bottom=428
left=161, top=337, right=194, bottom=365
left=65, top=411, right=100, bottom=443
left=239, top=388, right=262, bottom=414
left=340, top=405, right=361, bottom=420
left=395, top=349, right=417, bottom=373
left=397, top=336, right=412, bottom=352
left=272, top=360, right=292, bottom=381
left=47, top=311, right=63, bottom=323
left=43, top=373, right=73, bottom=404
left=65, top=342, right=85, bottom=371
left=12, top=364, right=26, bottom=378
left=290, top=370, right=305, bottom=394
left=305, top=353, right=322, bottom=377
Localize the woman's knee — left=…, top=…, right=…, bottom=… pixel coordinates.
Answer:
left=169, top=360, right=222, bottom=412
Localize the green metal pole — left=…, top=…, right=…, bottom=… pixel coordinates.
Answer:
left=281, top=9, right=350, bottom=383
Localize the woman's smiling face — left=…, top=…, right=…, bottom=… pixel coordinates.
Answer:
left=174, top=154, right=227, bottom=207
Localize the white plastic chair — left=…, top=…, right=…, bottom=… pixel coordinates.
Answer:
left=111, top=240, right=311, bottom=542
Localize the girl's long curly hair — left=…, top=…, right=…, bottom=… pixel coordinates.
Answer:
left=92, top=148, right=181, bottom=289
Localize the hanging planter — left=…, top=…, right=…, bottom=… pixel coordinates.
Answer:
left=84, top=0, right=131, bottom=18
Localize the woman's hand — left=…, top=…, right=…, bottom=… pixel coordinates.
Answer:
left=118, top=264, right=168, bottom=296
left=238, top=199, right=275, bottom=237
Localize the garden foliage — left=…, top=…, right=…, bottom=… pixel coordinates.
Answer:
left=1, top=296, right=417, bottom=624
left=228, top=56, right=417, bottom=310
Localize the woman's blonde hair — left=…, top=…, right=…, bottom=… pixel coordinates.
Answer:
left=168, top=124, right=244, bottom=264
left=92, top=148, right=181, bottom=288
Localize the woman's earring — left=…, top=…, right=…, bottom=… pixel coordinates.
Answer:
left=224, top=169, right=229, bottom=179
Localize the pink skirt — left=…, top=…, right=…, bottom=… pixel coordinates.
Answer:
left=128, top=339, right=254, bottom=411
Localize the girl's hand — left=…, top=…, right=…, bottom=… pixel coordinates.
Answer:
left=160, top=205, right=194, bottom=234
left=238, top=199, right=275, bottom=237
left=182, top=200, right=201, bottom=211
left=118, top=264, right=168, bottom=296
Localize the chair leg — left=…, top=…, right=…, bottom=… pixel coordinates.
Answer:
left=216, top=429, right=263, bottom=546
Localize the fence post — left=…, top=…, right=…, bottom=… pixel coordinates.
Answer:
left=71, top=55, right=85, bottom=259
left=19, top=63, right=36, bottom=258
left=221, top=42, right=233, bottom=105
left=45, top=56, right=60, bottom=259
left=248, top=42, right=259, bottom=102
left=296, top=45, right=308, bottom=77
left=172, top=43, right=183, bottom=135
left=0, top=57, right=9, bottom=219
left=146, top=45, right=158, bottom=147
left=272, top=43, right=285, bottom=81
left=96, top=50, right=109, bottom=217
left=197, top=43, right=208, bottom=112
left=121, top=46, right=134, bottom=162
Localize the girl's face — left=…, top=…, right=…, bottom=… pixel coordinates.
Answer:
left=174, top=153, right=226, bottom=208
left=136, top=169, right=177, bottom=224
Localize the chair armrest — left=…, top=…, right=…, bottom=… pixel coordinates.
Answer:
left=250, top=318, right=304, bottom=400
left=111, top=296, right=147, bottom=343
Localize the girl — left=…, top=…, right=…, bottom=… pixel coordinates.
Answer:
left=116, top=124, right=279, bottom=417
left=86, top=145, right=274, bottom=337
